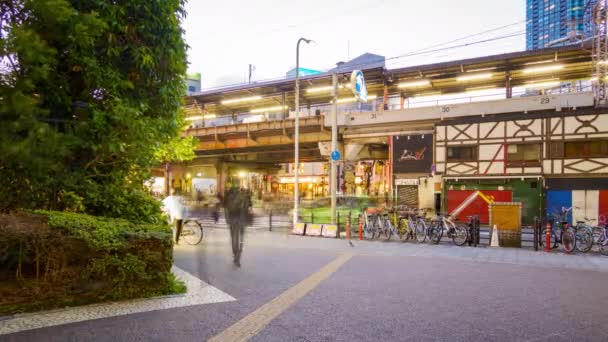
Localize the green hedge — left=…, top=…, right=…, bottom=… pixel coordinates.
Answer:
left=0, top=211, right=185, bottom=315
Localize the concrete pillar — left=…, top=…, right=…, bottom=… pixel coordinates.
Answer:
left=383, top=84, right=389, bottom=110
left=281, top=92, right=287, bottom=119
left=217, top=162, right=228, bottom=195
left=506, top=71, right=512, bottom=99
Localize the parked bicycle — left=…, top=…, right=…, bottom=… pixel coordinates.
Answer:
left=572, top=214, right=595, bottom=253
left=395, top=207, right=422, bottom=241
left=540, top=207, right=576, bottom=253
left=429, top=213, right=469, bottom=246
left=363, top=208, right=382, bottom=240
left=380, top=210, right=401, bottom=240
left=395, top=207, right=428, bottom=243
left=593, top=223, right=608, bottom=256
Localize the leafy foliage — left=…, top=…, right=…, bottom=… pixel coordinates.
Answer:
left=154, top=133, right=198, bottom=164
left=0, top=0, right=189, bottom=222
left=0, top=211, right=183, bottom=314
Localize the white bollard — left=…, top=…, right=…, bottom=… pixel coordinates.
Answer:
left=490, top=224, right=500, bottom=247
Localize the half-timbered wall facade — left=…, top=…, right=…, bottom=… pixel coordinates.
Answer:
left=435, top=112, right=608, bottom=178
left=435, top=112, right=608, bottom=224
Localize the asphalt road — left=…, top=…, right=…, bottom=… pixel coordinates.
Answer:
left=3, top=229, right=608, bottom=341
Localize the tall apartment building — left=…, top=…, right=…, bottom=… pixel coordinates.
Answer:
left=526, top=0, right=595, bottom=50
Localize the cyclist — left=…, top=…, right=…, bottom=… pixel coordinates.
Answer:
left=162, top=188, right=186, bottom=244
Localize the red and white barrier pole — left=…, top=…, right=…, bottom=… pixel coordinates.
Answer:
left=358, top=215, right=363, bottom=240
left=346, top=216, right=351, bottom=241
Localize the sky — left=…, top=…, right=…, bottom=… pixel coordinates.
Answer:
left=182, top=0, right=526, bottom=89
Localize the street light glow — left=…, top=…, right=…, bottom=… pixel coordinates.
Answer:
left=524, top=80, right=560, bottom=88
left=306, top=84, right=349, bottom=93
left=397, top=79, right=431, bottom=88
left=465, top=86, right=499, bottom=94
left=522, top=64, right=564, bottom=74
left=306, top=86, right=333, bottom=93
left=456, top=73, right=493, bottom=82
left=221, top=95, right=262, bottom=105
left=185, top=114, right=216, bottom=121
left=250, top=105, right=288, bottom=113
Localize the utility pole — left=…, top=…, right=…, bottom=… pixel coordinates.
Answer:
left=330, top=73, right=338, bottom=224
left=293, top=38, right=312, bottom=227
left=248, top=64, right=254, bottom=84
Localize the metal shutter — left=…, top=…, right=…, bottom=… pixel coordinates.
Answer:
left=397, top=185, right=418, bottom=207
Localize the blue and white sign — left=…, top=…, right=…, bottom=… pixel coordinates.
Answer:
left=350, top=70, right=368, bottom=102
left=331, top=150, right=341, bottom=161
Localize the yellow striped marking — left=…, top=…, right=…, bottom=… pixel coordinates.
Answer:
left=208, top=253, right=353, bottom=342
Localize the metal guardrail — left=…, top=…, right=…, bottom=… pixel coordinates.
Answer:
left=298, top=211, right=352, bottom=235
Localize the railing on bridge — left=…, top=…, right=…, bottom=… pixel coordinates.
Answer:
left=186, top=81, right=594, bottom=132
left=184, top=115, right=326, bottom=139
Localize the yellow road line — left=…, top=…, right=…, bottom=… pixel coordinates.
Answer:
left=208, top=253, right=353, bottom=342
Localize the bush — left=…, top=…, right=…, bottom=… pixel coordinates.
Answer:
left=0, top=211, right=184, bottom=315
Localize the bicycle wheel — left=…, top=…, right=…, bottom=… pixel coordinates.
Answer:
left=363, top=223, right=372, bottom=239
left=539, top=229, right=558, bottom=249
left=429, top=222, right=442, bottom=244
left=598, top=231, right=608, bottom=256
left=398, top=218, right=409, bottom=240
left=561, top=227, right=576, bottom=253
left=182, top=220, right=204, bottom=245
left=415, top=220, right=427, bottom=243
left=452, top=225, right=469, bottom=246
left=371, top=218, right=380, bottom=240
left=384, top=219, right=392, bottom=241
left=575, top=226, right=594, bottom=253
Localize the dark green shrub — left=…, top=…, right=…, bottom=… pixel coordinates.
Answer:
left=0, top=211, right=184, bottom=315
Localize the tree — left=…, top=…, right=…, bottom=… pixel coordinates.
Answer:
left=154, top=133, right=198, bottom=195
left=0, top=0, right=188, bottom=223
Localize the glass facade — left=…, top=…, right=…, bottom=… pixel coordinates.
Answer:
left=526, top=0, right=595, bottom=50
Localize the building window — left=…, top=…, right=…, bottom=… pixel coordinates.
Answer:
left=188, top=86, right=197, bottom=93
left=447, top=146, right=477, bottom=162
left=564, top=140, right=608, bottom=158
left=550, top=140, right=608, bottom=158
left=507, top=143, right=541, bottom=166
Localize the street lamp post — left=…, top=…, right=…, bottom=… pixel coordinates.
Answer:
left=294, top=37, right=312, bottom=227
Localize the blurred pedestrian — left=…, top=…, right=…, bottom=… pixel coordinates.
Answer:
left=223, top=185, right=252, bottom=266
left=212, top=193, right=221, bottom=224
left=162, top=188, right=186, bottom=244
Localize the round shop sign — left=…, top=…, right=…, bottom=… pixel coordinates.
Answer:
left=350, top=70, right=368, bottom=102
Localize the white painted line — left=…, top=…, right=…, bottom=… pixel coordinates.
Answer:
left=0, top=266, right=235, bottom=336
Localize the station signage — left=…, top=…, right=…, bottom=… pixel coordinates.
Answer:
left=349, top=70, right=368, bottom=102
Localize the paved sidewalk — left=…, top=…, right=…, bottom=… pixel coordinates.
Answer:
left=238, top=229, right=608, bottom=273
left=3, top=228, right=608, bottom=342
left=0, top=266, right=235, bottom=336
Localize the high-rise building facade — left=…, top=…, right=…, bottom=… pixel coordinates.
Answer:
left=526, top=0, right=594, bottom=50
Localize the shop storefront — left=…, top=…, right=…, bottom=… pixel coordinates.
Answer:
left=272, top=175, right=327, bottom=199
left=347, top=161, right=390, bottom=197
left=391, top=133, right=435, bottom=210
left=545, top=178, right=608, bottom=225
left=443, top=178, right=542, bottom=225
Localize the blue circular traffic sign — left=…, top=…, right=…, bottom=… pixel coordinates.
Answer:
left=331, top=150, right=341, bottom=161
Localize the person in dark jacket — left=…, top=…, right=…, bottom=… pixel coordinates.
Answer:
left=223, top=185, right=252, bottom=266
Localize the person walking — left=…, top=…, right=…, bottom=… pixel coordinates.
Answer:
left=223, top=185, right=252, bottom=266
left=163, top=188, right=186, bottom=244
